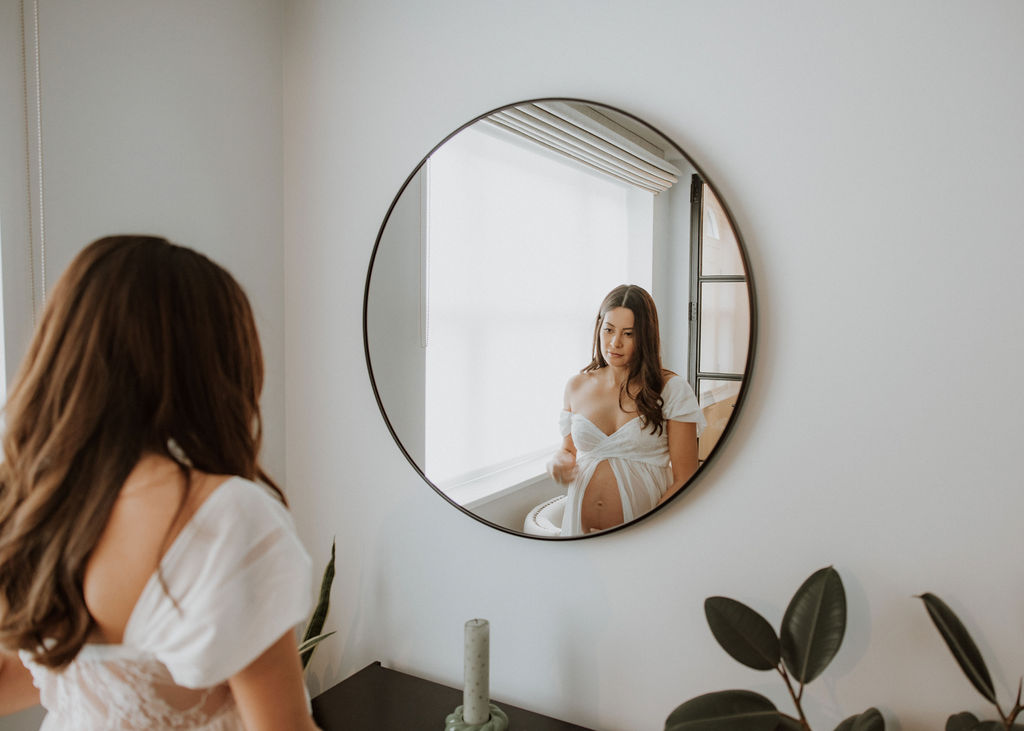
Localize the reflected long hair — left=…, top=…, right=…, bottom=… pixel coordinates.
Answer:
left=582, top=284, right=667, bottom=435
left=0, top=235, right=281, bottom=669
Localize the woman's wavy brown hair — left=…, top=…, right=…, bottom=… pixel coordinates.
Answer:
left=582, top=284, right=668, bottom=435
left=0, top=235, right=281, bottom=669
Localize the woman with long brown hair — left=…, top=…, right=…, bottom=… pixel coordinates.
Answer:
left=0, top=236, right=319, bottom=729
left=548, top=284, right=705, bottom=535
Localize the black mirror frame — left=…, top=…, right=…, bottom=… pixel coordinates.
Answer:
left=362, top=97, right=758, bottom=540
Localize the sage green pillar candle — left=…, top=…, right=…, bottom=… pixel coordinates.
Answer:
left=463, top=619, right=490, bottom=725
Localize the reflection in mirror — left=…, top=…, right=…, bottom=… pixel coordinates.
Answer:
left=365, top=100, right=755, bottom=539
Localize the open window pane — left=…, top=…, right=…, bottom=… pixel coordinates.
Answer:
left=698, top=281, right=749, bottom=374
left=700, top=184, right=744, bottom=276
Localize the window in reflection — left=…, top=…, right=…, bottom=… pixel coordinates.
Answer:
left=689, top=177, right=748, bottom=460
left=698, top=281, right=750, bottom=374
left=424, top=124, right=654, bottom=487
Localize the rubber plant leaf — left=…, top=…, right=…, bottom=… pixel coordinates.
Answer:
left=833, top=707, right=885, bottom=731
left=945, top=712, right=979, bottom=731
left=780, top=567, right=846, bottom=684
left=301, top=538, right=336, bottom=669
left=704, top=596, right=781, bottom=671
left=665, top=689, right=780, bottom=731
left=919, top=593, right=997, bottom=705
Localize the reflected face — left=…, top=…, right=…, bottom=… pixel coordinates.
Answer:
left=601, top=307, right=635, bottom=367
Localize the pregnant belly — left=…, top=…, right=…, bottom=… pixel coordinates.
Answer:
left=580, top=460, right=624, bottom=533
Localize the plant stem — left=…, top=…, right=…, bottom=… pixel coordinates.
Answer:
left=777, top=665, right=810, bottom=729
left=995, top=700, right=1008, bottom=726
left=1006, top=701, right=1022, bottom=729
left=1010, top=680, right=1024, bottom=729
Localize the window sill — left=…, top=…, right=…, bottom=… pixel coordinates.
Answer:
left=437, top=449, right=554, bottom=510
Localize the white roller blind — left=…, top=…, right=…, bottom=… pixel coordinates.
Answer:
left=483, top=101, right=681, bottom=194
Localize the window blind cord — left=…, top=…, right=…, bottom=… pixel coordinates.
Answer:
left=20, top=0, right=46, bottom=325
left=31, top=0, right=46, bottom=307
left=20, top=0, right=36, bottom=325
left=33, top=0, right=46, bottom=309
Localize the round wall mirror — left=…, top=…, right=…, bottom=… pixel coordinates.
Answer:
left=364, top=98, right=756, bottom=539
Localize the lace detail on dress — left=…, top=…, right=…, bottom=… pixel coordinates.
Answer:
left=26, top=648, right=244, bottom=730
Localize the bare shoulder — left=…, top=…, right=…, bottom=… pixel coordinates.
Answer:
left=566, top=371, right=592, bottom=392
left=564, top=371, right=600, bottom=405
left=84, top=456, right=234, bottom=643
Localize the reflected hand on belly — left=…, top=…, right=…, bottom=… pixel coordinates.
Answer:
left=547, top=451, right=578, bottom=484
left=580, top=460, right=624, bottom=533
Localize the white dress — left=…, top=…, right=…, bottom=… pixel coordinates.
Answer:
left=559, top=376, right=706, bottom=536
left=20, top=477, right=313, bottom=730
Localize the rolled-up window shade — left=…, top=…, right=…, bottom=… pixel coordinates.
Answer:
left=483, top=101, right=681, bottom=194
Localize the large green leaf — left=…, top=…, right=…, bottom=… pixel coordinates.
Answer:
left=919, top=593, right=996, bottom=705
left=834, top=707, right=885, bottom=731
left=780, top=567, right=846, bottom=684
left=705, top=596, right=781, bottom=671
left=665, top=690, right=780, bottom=731
left=945, top=712, right=979, bottom=731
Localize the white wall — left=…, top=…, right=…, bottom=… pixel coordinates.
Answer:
left=0, top=4, right=283, bottom=726
left=3, top=2, right=1022, bottom=730
left=284, top=2, right=1024, bottom=730
left=0, top=0, right=286, bottom=477
left=0, top=0, right=34, bottom=384
left=653, top=163, right=698, bottom=376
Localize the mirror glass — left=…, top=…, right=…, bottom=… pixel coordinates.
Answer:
left=364, top=99, right=755, bottom=539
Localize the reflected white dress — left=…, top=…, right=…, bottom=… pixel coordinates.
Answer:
left=20, top=477, right=313, bottom=730
left=559, top=376, right=706, bottom=536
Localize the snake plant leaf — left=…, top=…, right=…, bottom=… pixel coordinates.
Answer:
left=833, top=707, right=885, bottom=731
left=780, top=567, right=846, bottom=684
left=945, top=712, right=979, bottom=731
left=919, top=593, right=996, bottom=705
left=297, top=630, right=337, bottom=656
left=301, top=538, right=336, bottom=669
left=665, top=690, right=780, bottom=731
left=704, top=596, right=781, bottom=671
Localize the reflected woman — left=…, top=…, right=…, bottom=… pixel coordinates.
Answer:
left=548, top=285, right=706, bottom=536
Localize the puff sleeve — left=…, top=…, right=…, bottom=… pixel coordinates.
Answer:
left=558, top=410, right=573, bottom=438
left=125, top=479, right=314, bottom=689
left=662, top=376, right=707, bottom=437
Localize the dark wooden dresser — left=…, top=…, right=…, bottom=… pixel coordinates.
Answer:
left=312, top=661, right=594, bottom=730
